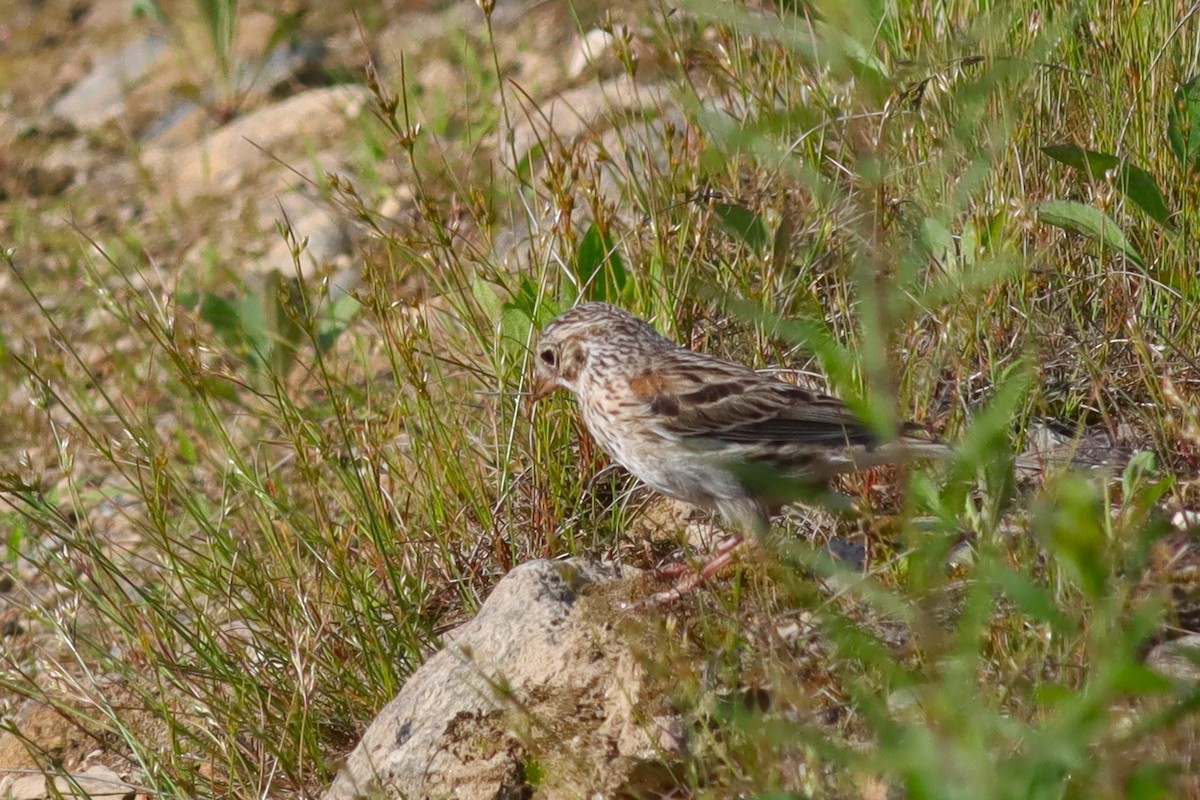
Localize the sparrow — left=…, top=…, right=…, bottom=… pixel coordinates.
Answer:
left=529, top=302, right=945, bottom=603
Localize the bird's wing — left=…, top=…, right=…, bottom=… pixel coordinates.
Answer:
left=627, top=352, right=878, bottom=450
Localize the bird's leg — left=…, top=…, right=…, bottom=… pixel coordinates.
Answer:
left=655, top=513, right=742, bottom=578
left=655, top=532, right=745, bottom=578
left=636, top=533, right=746, bottom=607
left=628, top=502, right=767, bottom=608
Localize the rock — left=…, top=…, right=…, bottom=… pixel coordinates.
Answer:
left=145, top=84, right=370, bottom=203
left=323, top=559, right=682, bottom=800
left=498, top=76, right=672, bottom=171
left=3, top=774, right=46, bottom=800
left=0, top=698, right=77, bottom=770
left=0, top=764, right=135, bottom=800
left=488, top=0, right=537, bottom=27
left=254, top=39, right=330, bottom=93
left=51, top=33, right=168, bottom=128
left=0, top=159, right=74, bottom=197
left=111, top=9, right=326, bottom=142
left=139, top=99, right=207, bottom=146
left=488, top=76, right=682, bottom=272
left=489, top=106, right=686, bottom=273
left=251, top=201, right=352, bottom=279
left=825, top=537, right=868, bottom=572
left=1173, top=509, right=1200, bottom=532
left=1146, top=634, right=1200, bottom=683
left=53, top=765, right=134, bottom=799
left=568, top=28, right=619, bottom=80
left=375, top=8, right=472, bottom=77
left=244, top=181, right=359, bottom=292
left=593, top=113, right=687, bottom=202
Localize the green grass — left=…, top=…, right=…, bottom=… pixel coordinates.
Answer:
left=2, top=0, right=1200, bottom=796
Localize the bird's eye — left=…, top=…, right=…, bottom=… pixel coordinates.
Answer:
left=539, top=348, right=556, bottom=367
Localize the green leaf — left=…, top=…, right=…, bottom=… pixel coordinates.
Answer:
left=500, top=276, right=555, bottom=354
left=816, top=19, right=890, bottom=84
left=771, top=209, right=799, bottom=274
left=1111, top=661, right=1173, bottom=695
left=575, top=223, right=628, bottom=303
left=471, top=277, right=503, bottom=322
left=6, top=518, right=24, bottom=562
left=1125, top=763, right=1175, bottom=800
left=903, top=215, right=1023, bottom=312
left=197, top=293, right=242, bottom=339
left=1033, top=476, right=1109, bottom=599
left=1041, top=144, right=1174, bottom=229
left=129, top=0, right=167, bottom=24
left=1121, top=450, right=1171, bottom=506
left=235, top=289, right=272, bottom=370
left=175, top=429, right=198, bottom=466
left=1167, top=77, right=1200, bottom=173
left=959, top=219, right=978, bottom=268
left=317, top=293, right=361, bottom=352
left=916, top=217, right=955, bottom=266
left=907, top=472, right=945, bottom=517
left=505, top=275, right=557, bottom=326
left=1042, top=142, right=1117, bottom=172
left=714, top=203, right=770, bottom=253
left=500, top=303, right=533, bottom=352
left=509, top=276, right=541, bottom=317
left=1035, top=200, right=1144, bottom=268
left=952, top=360, right=1032, bottom=473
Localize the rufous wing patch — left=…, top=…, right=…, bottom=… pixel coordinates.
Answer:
left=628, top=373, right=669, bottom=397
left=628, top=373, right=680, bottom=416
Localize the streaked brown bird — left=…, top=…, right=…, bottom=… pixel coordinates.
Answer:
left=530, top=302, right=946, bottom=603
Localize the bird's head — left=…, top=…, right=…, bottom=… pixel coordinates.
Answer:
left=530, top=320, right=589, bottom=401
left=528, top=302, right=664, bottom=402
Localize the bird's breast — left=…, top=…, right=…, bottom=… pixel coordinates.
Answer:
left=579, top=389, right=661, bottom=461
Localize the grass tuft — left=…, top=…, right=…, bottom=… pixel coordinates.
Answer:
left=2, top=0, right=1200, bottom=796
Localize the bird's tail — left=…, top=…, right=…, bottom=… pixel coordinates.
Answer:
left=824, top=434, right=952, bottom=475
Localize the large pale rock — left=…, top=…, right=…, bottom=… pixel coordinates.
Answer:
left=0, top=698, right=83, bottom=771
left=54, top=764, right=133, bottom=799
left=1147, top=634, right=1200, bottom=683
left=145, top=85, right=369, bottom=202
left=249, top=191, right=353, bottom=280
left=375, top=8, right=472, bottom=77
left=498, top=76, right=672, bottom=171
left=489, top=104, right=686, bottom=273
left=568, top=28, right=620, bottom=80
left=324, top=559, right=682, bottom=800
left=1, top=764, right=134, bottom=800
left=51, top=34, right=168, bottom=128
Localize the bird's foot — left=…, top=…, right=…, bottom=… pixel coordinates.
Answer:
left=629, top=534, right=745, bottom=608
left=654, top=533, right=744, bottom=578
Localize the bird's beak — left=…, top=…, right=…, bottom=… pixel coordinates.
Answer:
left=528, top=374, right=557, bottom=404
